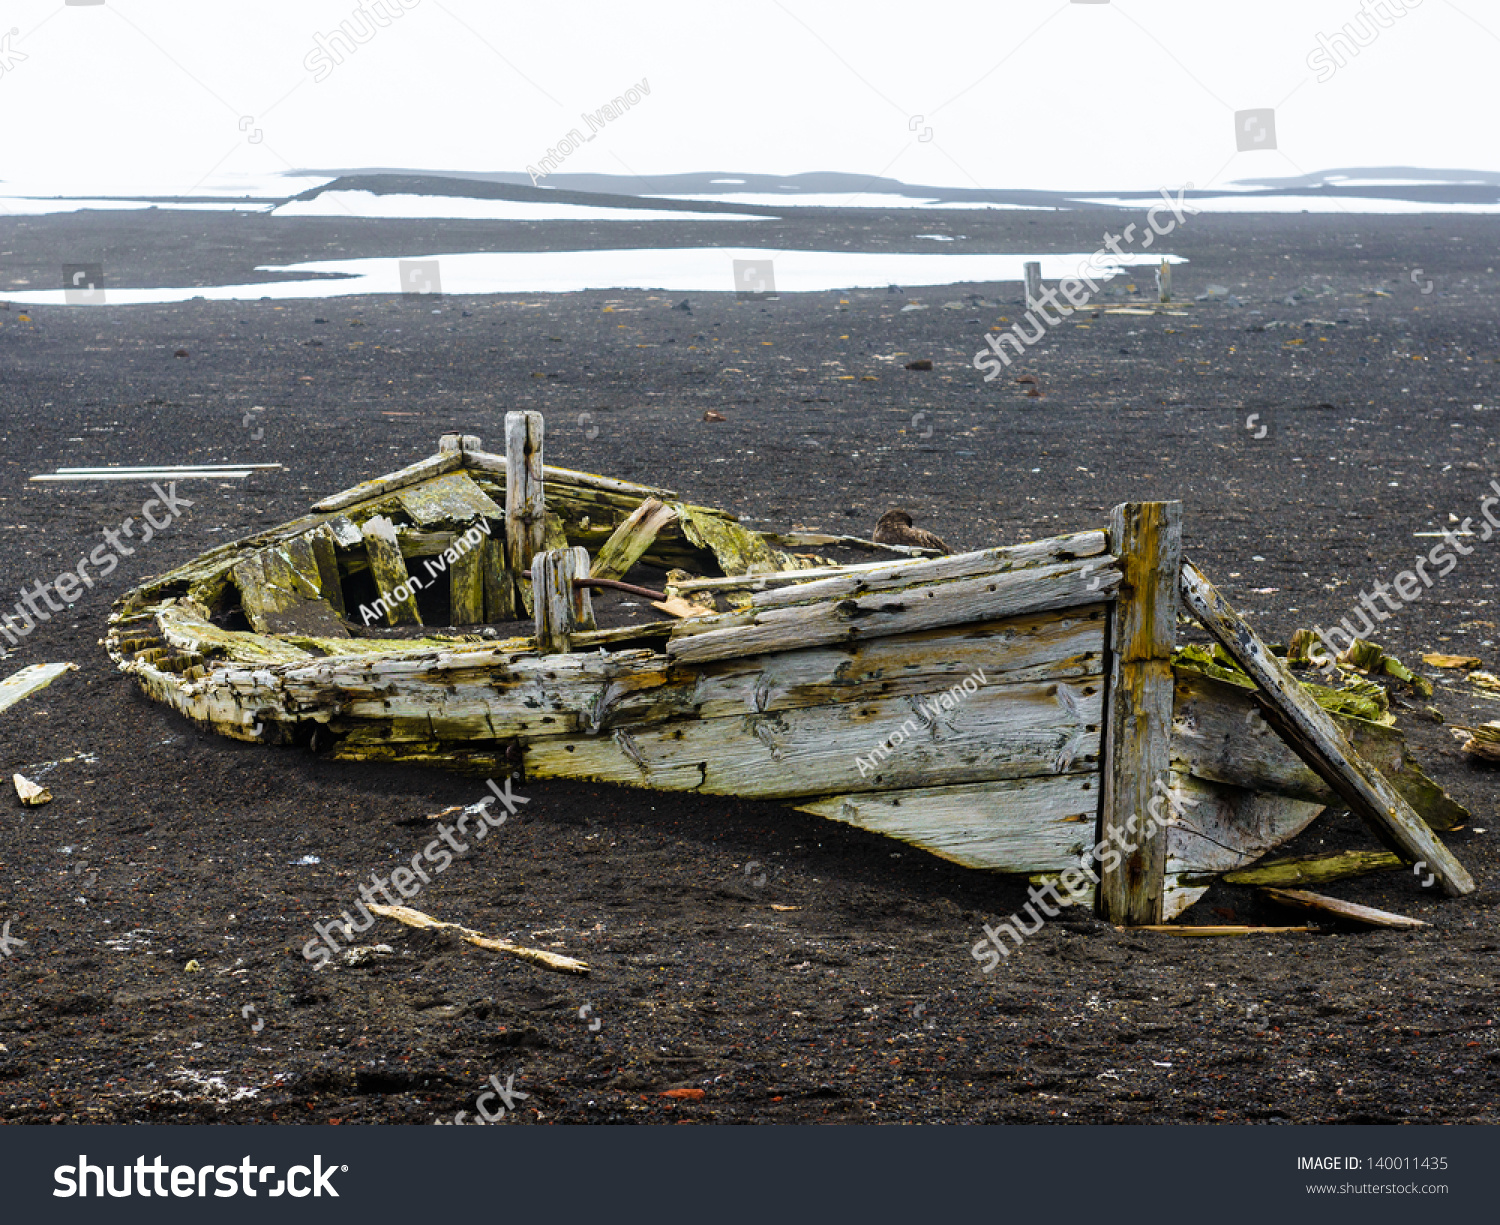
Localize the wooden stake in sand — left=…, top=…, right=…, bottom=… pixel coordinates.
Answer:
left=367, top=903, right=589, bottom=974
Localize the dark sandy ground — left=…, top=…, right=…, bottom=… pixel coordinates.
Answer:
left=0, top=205, right=1497, bottom=1124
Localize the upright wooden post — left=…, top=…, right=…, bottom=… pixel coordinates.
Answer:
left=1023, top=261, right=1043, bottom=309
left=533, top=546, right=595, bottom=654
left=1098, top=501, right=1182, bottom=925
left=505, top=411, right=546, bottom=613
left=1156, top=260, right=1172, bottom=303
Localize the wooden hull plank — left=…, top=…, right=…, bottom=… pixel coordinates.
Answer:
left=668, top=557, right=1120, bottom=664
left=396, top=471, right=504, bottom=528
left=232, top=537, right=350, bottom=639
left=796, top=773, right=1098, bottom=873
left=522, top=679, right=1102, bottom=800
left=360, top=516, right=422, bottom=626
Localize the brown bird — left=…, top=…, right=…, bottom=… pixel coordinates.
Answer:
left=873, top=509, right=951, bottom=555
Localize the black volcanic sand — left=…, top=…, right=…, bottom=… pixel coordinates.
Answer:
left=0, top=206, right=1498, bottom=1125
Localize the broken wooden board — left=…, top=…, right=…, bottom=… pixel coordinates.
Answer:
left=749, top=531, right=1108, bottom=610
left=1171, top=669, right=1469, bottom=831
left=360, top=516, right=422, bottom=626
left=669, top=557, right=1120, bottom=664
left=1125, top=925, right=1314, bottom=936
left=1099, top=501, right=1182, bottom=926
left=449, top=529, right=487, bottom=626
left=1223, top=849, right=1403, bottom=888
left=796, top=774, right=1098, bottom=874
left=395, top=471, right=504, bottom=528
left=312, top=452, right=463, bottom=513
left=673, top=503, right=783, bottom=576
left=0, top=662, right=77, bottom=715
left=231, top=538, right=350, bottom=638
left=591, top=498, right=678, bottom=582
left=1260, top=888, right=1427, bottom=930
left=1179, top=559, right=1474, bottom=897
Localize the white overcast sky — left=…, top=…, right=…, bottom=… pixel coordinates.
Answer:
left=0, top=0, right=1495, bottom=196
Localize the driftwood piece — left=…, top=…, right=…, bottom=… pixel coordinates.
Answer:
left=1458, top=721, right=1500, bottom=763
left=1171, top=670, right=1469, bottom=831
left=668, top=557, right=1120, bottom=664
left=232, top=537, right=350, bottom=638
left=750, top=531, right=1109, bottom=610
left=396, top=471, right=504, bottom=529
left=0, top=662, right=77, bottom=715
left=311, top=452, right=463, bottom=513
left=367, top=903, right=589, bottom=973
left=592, top=498, right=678, bottom=582
left=1125, top=925, right=1313, bottom=936
left=1223, top=849, right=1403, bottom=887
left=796, top=773, right=1099, bottom=873
left=1179, top=560, right=1474, bottom=897
left=360, top=516, right=422, bottom=626
left=505, top=412, right=546, bottom=613
left=1098, top=501, right=1182, bottom=926
left=13, top=772, right=51, bottom=806
left=533, top=546, right=596, bottom=653
left=1260, top=888, right=1427, bottom=930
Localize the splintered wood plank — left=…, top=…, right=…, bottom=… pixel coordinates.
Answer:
left=0, top=662, right=77, bottom=715
left=505, top=413, right=547, bottom=610
left=533, top=546, right=595, bottom=653
left=305, top=525, right=346, bottom=619
left=1172, top=668, right=1468, bottom=830
left=751, top=530, right=1108, bottom=610
left=326, top=515, right=365, bottom=548
left=668, top=557, right=1121, bottom=664
left=1223, top=850, right=1403, bottom=888
left=232, top=537, right=350, bottom=638
left=396, top=471, right=505, bottom=528
left=523, top=679, right=1103, bottom=800
left=312, top=452, right=463, bottom=513
left=1260, top=888, right=1427, bottom=930
left=1098, top=501, right=1182, bottom=926
left=795, top=773, right=1099, bottom=873
left=592, top=498, right=679, bottom=581
left=360, top=515, right=422, bottom=626
left=1179, top=559, right=1475, bottom=897
left=480, top=522, right=515, bottom=622
left=674, top=504, right=782, bottom=576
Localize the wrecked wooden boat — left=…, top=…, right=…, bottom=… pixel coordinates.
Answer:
left=105, top=415, right=1475, bottom=925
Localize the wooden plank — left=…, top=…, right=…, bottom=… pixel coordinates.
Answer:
left=480, top=522, right=516, bottom=622
left=1259, top=887, right=1427, bottom=930
left=1126, top=925, right=1314, bottom=936
left=505, top=412, right=546, bottom=613
left=1179, top=559, right=1475, bottom=897
left=674, top=504, right=782, bottom=576
left=592, top=498, right=679, bottom=581
left=0, top=662, right=77, bottom=715
left=668, top=556, right=1120, bottom=664
left=1166, top=772, right=1326, bottom=875
left=534, top=546, right=595, bottom=653
left=326, top=515, right=365, bottom=548
left=1098, top=501, right=1182, bottom=926
left=232, top=537, right=350, bottom=638
left=751, top=530, right=1108, bottom=609
left=523, top=678, right=1103, bottom=800
left=360, top=515, right=422, bottom=626
left=795, top=774, right=1099, bottom=873
left=1223, top=850, right=1403, bottom=888
left=311, top=452, right=462, bottom=513
left=305, top=524, right=346, bottom=619
left=450, top=526, right=487, bottom=626
left=396, top=471, right=504, bottom=528
left=1171, top=669, right=1469, bottom=831
left=270, top=610, right=1105, bottom=742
